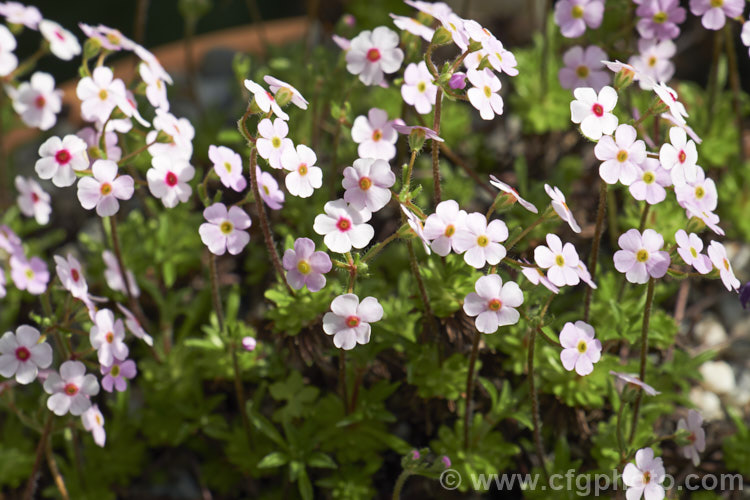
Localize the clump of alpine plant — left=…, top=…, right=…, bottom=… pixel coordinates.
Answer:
left=463, top=274, right=524, bottom=333
left=323, top=294, right=384, bottom=350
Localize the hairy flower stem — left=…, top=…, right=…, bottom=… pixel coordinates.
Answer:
left=405, top=237, right=437, bottom=343
left=431, top=88, right=443, bottom=205
left=706, top=30, right=723, bottom=132
left=506, top=209, right=552, bottom=252
left=724, top=23, right=745, bottom=163
left=109, top=216, right=149, bottom=330
left=24, top=414, right=54, bottom=500
left=464, top=330, right=481, bottom=450
left=528, top=327, right=549, bottom=481
left=391, top=470, right=412, bottom=500
left=584, top=181, right=608, bottom=322
left=45, top=436, right=69, bottom=500
left=248, top=148, right=293, bottom=294
left=404, top=150, right=418, bottom=190
left=629, top=277, right=655, bottom=444
left=208, top=253, right=225, bottom=331
left=361, top=230, right=401, bottom=263
left=638, top=202, right=650, bottom=232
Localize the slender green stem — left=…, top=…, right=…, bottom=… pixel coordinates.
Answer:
left=529, top=327, right=549, bottom=481
left=361, top=230, right=401, bottom=263
left=23, top=413, right=54, bottom=500
left=584, top=181, right=608, bottom=322
left=464, top=330, right=481, bottom=450
left=247, top=147, right=293, bottom=293
left=339, top=350, right=349, bottom=414
left=117, top=138, right=159, bottom=165
left=629, top=277, right=655, bottom=444
left=405, top=237, right=437, bottom=343
left=638, top=203, right=650, bottom=232
left=208, top=253, right=224, bottom=332
left=506, top=209, right=551, bottom=251
left=392, top=470, right=412, bottom=500
left=431, top=88, right=443, bottom=205
left=109, top=216, right=150, bottom=331
left=616, top=393, right=626, bottom=455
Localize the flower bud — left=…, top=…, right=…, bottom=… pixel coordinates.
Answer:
left=467, top=40, right=483, bottom=53
left=613, top=67, right=635, bottom=91
left=449, top=72, right=467, bottom=90
left=83, top=38, right=102, bottom=60
left=431, top=26, right=453, bottom=46
left=241, top=336, right=257, bottom=352
left=247, top=97, right=264, bottom=115
left=408, top=128, right=427, bottom=152
left=274, top=87, right=294, bottom=107
left=155, top=130, right=174, bottom=144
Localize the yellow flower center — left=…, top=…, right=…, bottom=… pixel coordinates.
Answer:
left=711, top=0, right=723, bottom=7
left=571, top=5, right=584, bottom=18
left=690, top=247, right=697, bottom=258
left=417, top=81, right=426, bottom=93
left=220, top=221, right=234, bottom=234
left=298, top=163, right=308, bottom=175
left=483, top=85, right=492, bottom=98
left=488, top=298, right=502, bottom=311
left=576, top=65, right=589, bottom=78
left=297, top=259, right=311, bottom=275
left=723, top=258, right=730, bottom=270
left=617, top=150, right=628, bottom=162
left=648, top=56, right=657, bottom=67
left=272, top=137, right=281, bottom=148
left=25, top=269, right=34, bottom=279
left=359, top=177, right=372, bottom=191
left=444, top=224, right=455, bottom=237
left=652, top=11, right=667, bottom=23
left=636, top=249, right=649, bottom=262
left=372, top=129, right=382, bottom=142
left=555, top=255, right=565, bottom=267
left=695, top=186, right=705, bottom=199
left=642, top=172, right=655, bottom=184
left=476, top=235, right=489, bottom=247
left=100, top=182, right=112, bottom=195
left=577, top=340, right=588, bottom=353
left=224, top=161, right=232, bottom=173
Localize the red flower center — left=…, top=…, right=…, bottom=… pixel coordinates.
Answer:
left=31, top=192, right=39, bottom=203
left=15, top=346, right=30, bottom=361
left=54, top=30, right=65, bottom=41
left=678, top=150, right=686, bottom=163
left=55, top=149, right=71, bottom=165
left=346, top=315, right=360, bottom=327
left=358, top=177, right=372, bottom=191
left=488, top=298, right=502, bottom=311
left=34, top=95, right=46, bottom=108
left=336, top=217, right=352, bottom=232
left=165, top=172, right=178, bottom=186
left=71, top=269, right=80, bottom=282
left=298, top=163, right=308, bottom=175
left=371, top=129, right=382, bottom=142
left=105, top=332, right=114, bottom=343
left=366, top=48, right=381, bottom=62
left=266, top=91, right=275, bottom=101
left=591, top=103, right=604, bottom=117
left=100, top=182, right=113, bottom=195
left=64, top=383, right=79, bottom=396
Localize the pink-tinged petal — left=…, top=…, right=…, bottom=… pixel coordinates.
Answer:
left=286, top=269, right=305, bottom=290
left=69, top=394, right=91, bottom=416
left=559, top=323, right=579, bottom=349
left=560, top=348, right=579, bottom=371
left=0, top=356, right=19, bottom=378
left=305, top=273, right=326, bottom=292
left=499, top=282, right=524, bottom=307
left=15, top=362, right=38, bottom=384
left=203, top=203, right=229, bottom=224
left=293, top=237, right=316, bottom=259
left=77, top=177, right=102, bottom=209
left=16, top=325, right=40, bottom=346
left=357, top=297, right=383, bottom=322
left=225, top=230, right=249, bottom=254
left=646, top=251, right=670, bottom=278
left=627, top=262, right=649, bottom=284
left=227, top=206, right=251, bottom=229
left=347, top=224, right=374, bottom=249
left=199, top=224, right=226, bottom=255
left=47, top=393, right=72, bottom=415
left=535, top=246, right=555, bottom=268
left=60, top=360, right=85, bottom=380
left=324, top=231, right=352, bottom=253
left=333, top=330, right=357, bottom=350
left=322, top=312, right=347, bottom=335
left=29, top=343, right=52, bottom=369
left=475, top=311, right=499, bottom=333
left=618, top=229, right=643, bottom=252
left=96, top=196, right=119, bottom=217
left=483, top=243, right=506, bottom=265
left=495, top=307, right=520, bottom=327
left=463, top=292, right=487, bottom=317
left=614, top=249, right=636, bottom=273
left=331, top=294, right=359, bottom=317
left=463, top=246, right=486, bottom=269
left=575, top=355, right=594, bottom=376
left=475, top=274, right=502, bottom=299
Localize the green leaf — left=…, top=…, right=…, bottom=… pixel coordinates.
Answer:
left=257, top=451, right=289, bottom=469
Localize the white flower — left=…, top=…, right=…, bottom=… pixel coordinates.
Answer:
left=534, top=233, right=581, bottom=287
left=463, top=274, right=523, bottom=333
left=146, top=155, right=194, bottom=208
left=489, top=175, right=538, bottom=213
left=346, top=26, right=404, bottom=86
left=653, top=82, right=688, bottom=125
left=453, top=212, right=508, bottom=269
left=281, top=144, right=322, bottom=198
left=0, top=2, right=42, bottom=29
left=43, top=360, right=99, bottom=416
left=15, top=176, right=50, bottom=224
left=401, top=61, right=437, bottom=114
left=139, top=62, right=170, bottom=111
left=570, top=85, right=618, bottom=140
left=81, top=404, right=106, bottom=447
left=629, top=38, right=675, bottom=90
left=313, top=199, right=374, bottom=253
left=707, top=241, right=740, bottom=292
left=466, top=68, right=504, bottom=120
left=323, top=294, right=383, bottom=350
left=389, top=14, right=435, bottom=41
left=351, top=108, right=398, bottom=161
left=629, top=158, right=671, bottom=205
left=675, top=166, right=717, bottom=212
left=146, top=109, right=195, bottom=161
left=423, top=199, right=467, bottom=256
left=77, top=159, right=134, bottom=217
left=342, top=157, right=395, bottom=212
left=0, top=325, right=52, bottom=384
left=402, top=205, right=430, bottom=255
left=103, top=250, right=139, bottom=297
left=677, top=410, right=706, bottom=466
left=0, top=25, right=18, bottom=76
left=264, top=75, right=308, bottom=110
left=11, top=72, right=62, bottom=131
left=35, top=134, right=89, bottom=187
left=76, top=67, right=128, bottom=123
left=208, top=145, right=246, bottom=192
left=559, top=321, right=602, bottom=376
left=39, top=20, right=81, bottom=60
left=544, top=184, right=581, bottom=233
left=622, top=448, right=666, bottom=500
left=660, top=127, right=698, bottom=184
left=243, top=79, right=289, bottom=120
left=90, top=309, right=129, bottom=366
left=593, top=124, right=646, bottom=186
left=256, top=118, right=293, bottom=169
left=54, top=254, right=88, bottom=299
left=675, top=230, right=711, bottom=274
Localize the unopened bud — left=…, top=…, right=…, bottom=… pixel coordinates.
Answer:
left=155, top=130, right=174, bottom=144
left=614, top=67, right=635, bottom=91
left=431, top=26, right=452, bottom=46
left=449, top=72, right=467, bottom=90
left=274, top=87, right=293, bottom=107
left=83, top=38, right=102, bottom=60
left=408, top=128, right=427, bottom=152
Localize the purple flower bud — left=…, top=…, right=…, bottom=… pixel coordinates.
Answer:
left=242, top=336, right=257, bottom=352
left=411, top=450, right=420, bottom=460
left=441, top=455, right=451, bottom=468
left=449, top=73, right=466, bottom=90
left=741, top=282, right=750, bottom=309
left=343, top=14, right=355, bottom=27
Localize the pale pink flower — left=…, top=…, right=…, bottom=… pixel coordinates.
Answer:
left=690, top=0, right=743, bottom=30
left=146, top=109, right=195, bottom=161
left=346, top=27, right=404, bottom=86
left=391, top=123, right=444, bottom=143
left=100, top=358, right=136, bottom=392
left=404, top=0, right=453, bottom=19
left=570, top=86, right=618, bottom=140
left=342, top=157, right=395, bottom=212
left=118, top=90, right=150, bottom=128
left=90, top=309, right=129, bottom=366
left=44, top=360, right=99, bottom=416
left=198, top=203, right=251, bottom=256
left=313, top=199, right=374, bottom=253
left=35, top=134, right=89, bottom=187
left=11, top=72, right=62, bottom=131
left=243, top=79, right=289, bottom=120
left=453, top=213, right=508, bottom=269
left=482, top=39, right=519, bottom=77
left=15, top=176, right=50, bottom=225
left=146, top=155, right=194, bottom=208
left=0, top=2, right=41, bottom=29
left=677, top=410, right=706, bottom=466
left=264, top=75, right=308, bottom=110
left=576, top=261, right=598, bottom=289
left=76, top=67, right=128, bottom=123
left=257, top=118, right=293, bottom=169
left=0, top=25, right=17, bottom=76
left=554, top=0, right=604, bottom=38
left=10, top=255, right=48, bottom=294
left=77, top=126, right=122, bottom=162
left=116, top=303, right=152, bottom=346
left=559, top=321, right=601, bottom=376
left=545, top=184, right=581, bottom=233
left=675, top=166, right=717, bottom=212
left=79, top=23, right=136, bottom=51
left=208, top=145, right=246, bottom=192
left=466, top=68, right=503, bottom=120
left=636, top=0, right=686, bottom=40
left=463, top=274, right=524, bottom=333
left=402, top=205, right=430, bottom=255
left=0, top=225, right=22, bottom=255
left=685, top=205, right=725, bottom=236
left=103, top=251, right=139, bottom=298
left=708, top=241, right=740, bottom=291
left=675, top=230, right=711, bottom=274
left=521, top=261, right=560, bottom=294
left=332, top=34, right=350, bottom=51
left=489, top=175, right=538, bottom=213
left=534, top=233, right=581, bottom=287
left=614, top=229, right=670, bottom=284
left=434, top=11, right=469, bottom=50
left=39, top=20, right=80, bottom=60
left=389, top=14, right=434, bottom=41
left=282, top=144, right=322, bottom=198
left=423, top=200, right=467, bottom=256
left=139, top=62, right=170, bottom=111
left=54, top=254, right=88, bottom=299
left=558, top=45, right=610, bottom=92
left=653, top=82, right=688, bottom=125
left=134, top=44, right=173, bottom=84
left=629, top=158, right=671, bottom=205
left=77, top=159, right=134, bottom=217
left=241, top=337, right=257, bottom=351
left=81, top=405, right=106, bottom=447
left=282, top=237, right=332, bottom=292
left=256, top=166, right=285, bottom=210
left=660, top=126, right=698, bottom=184
left=351, top=108, right=398, bottom=161
left=323, top=294, right=383, bottom=350
left=661, top=113, right=702, bottom=144
left=623, top=448, right=666, bottom=500
left=0, top=325, right=52, bottom=385
left=629, top=39, right=675, bottom=90
left=594, top=124, right=646, bottom=186
left=610, top=371, right=661, bottom=396
left=401, top=61, right=437, bottom=115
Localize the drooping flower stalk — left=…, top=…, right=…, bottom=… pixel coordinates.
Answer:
left=629, top=276, right=656, bottom=444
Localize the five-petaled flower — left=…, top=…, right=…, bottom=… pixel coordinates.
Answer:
left=463, top=274, right=524, bottom=333
left=614, top=229, right=671, bottom=284
left=559, top=321, right=601, bottom=376
left=0, top=325, right=53, bottom=385
left=282, top=237, right=332, bottom=292
left=44, top=360, right=100, bottom=416
left=323, top=294, right=384, bottom=350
